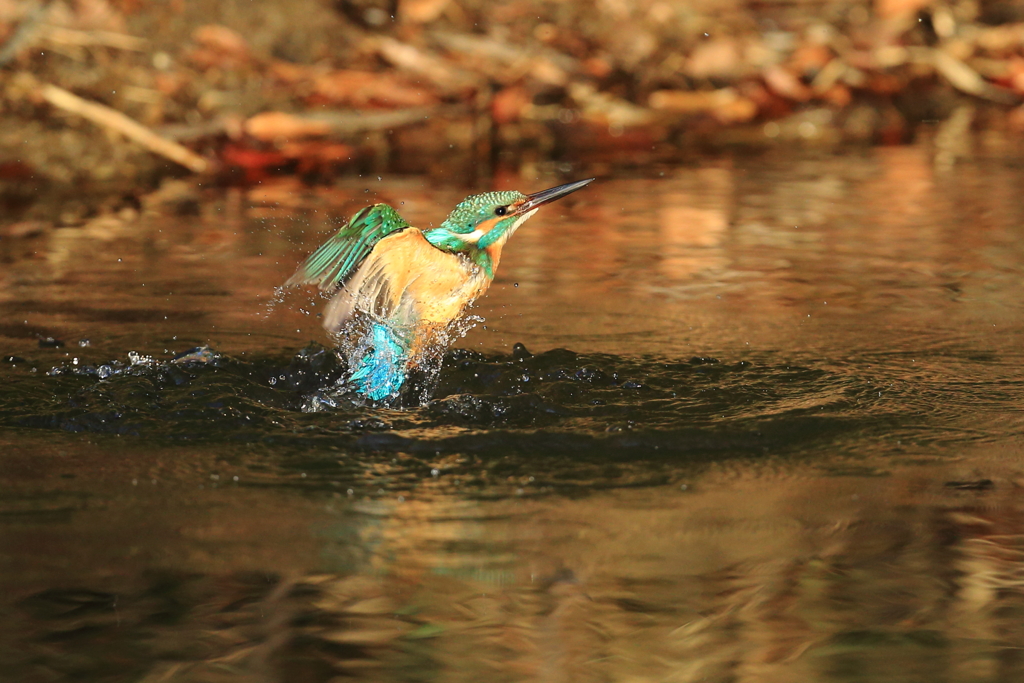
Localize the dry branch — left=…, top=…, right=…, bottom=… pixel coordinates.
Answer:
left=910, top=47, right=1021, bottom=104
left=372, top=37, right=478, bottom=92
left=40, top=84, right=210, bottom=173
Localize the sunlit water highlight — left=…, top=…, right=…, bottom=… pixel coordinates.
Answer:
left=3, top=145, right=1024, bottom=681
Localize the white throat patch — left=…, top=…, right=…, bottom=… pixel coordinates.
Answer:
left=508, top=208, right=538, bottom=238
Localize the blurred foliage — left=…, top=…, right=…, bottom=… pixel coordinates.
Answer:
left=0, top=0, right=1023, bottom=184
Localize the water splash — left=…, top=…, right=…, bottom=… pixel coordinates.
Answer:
left=308, top=313, right=486, bottom=409
left=127, top=350, right=156, bottom=367
left=171, top=346, right=220, bottom=365
left=406, top=313, right=484, bottom=404
left=6, top=335, right=935, bottom=463
left=259, top=285, right=289, bottom=320
left=47, top=346, right=219, bottom=380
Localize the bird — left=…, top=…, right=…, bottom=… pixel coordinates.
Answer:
left=284, top=178, right=594, bottom=402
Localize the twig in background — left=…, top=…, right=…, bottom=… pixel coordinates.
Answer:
left=372, top=37, right=478, bottom=93
left=40, top=84, right=210, bottom=173
left=156, top=107, right=444, bottom=144
left=244, top=107, right=443, bottom=140
left=924, top=49, right=1021, bottom=105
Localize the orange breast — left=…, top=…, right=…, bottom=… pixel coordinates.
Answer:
left=324, top=230, right=492, bottom=347
left=377, top=231, right=491, bottom=324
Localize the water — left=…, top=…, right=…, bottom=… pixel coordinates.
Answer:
left=3, top=144, right=1024, bottom=682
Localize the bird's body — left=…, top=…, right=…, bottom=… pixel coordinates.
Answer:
left=285, top=179, right=593, bottom=401
left=321, top=228, right=492, bottom=344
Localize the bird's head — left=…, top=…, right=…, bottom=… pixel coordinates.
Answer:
left=423, top=178, right=593, bottom=276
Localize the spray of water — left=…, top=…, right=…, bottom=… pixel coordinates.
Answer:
left=297, top=312, right=485, bottom=411
left=268, top=283, right=487, bottom=409
left=260, top=286, right=289, bottom=320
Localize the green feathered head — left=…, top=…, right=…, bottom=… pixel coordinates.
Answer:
left=438, top=190, right=527, bottom=235
left=424, top=180, right=595, bottom=268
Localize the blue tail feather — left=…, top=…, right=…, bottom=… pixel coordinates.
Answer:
left=350, top=323, right=407, bottom=401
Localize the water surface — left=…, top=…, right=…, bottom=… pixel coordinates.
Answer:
left=3, top=144, right=1024, bottom=682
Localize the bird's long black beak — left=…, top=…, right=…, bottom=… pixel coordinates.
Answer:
left=518, top=178, right=594, bottom=213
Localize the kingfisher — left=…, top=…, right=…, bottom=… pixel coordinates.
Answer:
left=285, top=178, right=594, bottom=402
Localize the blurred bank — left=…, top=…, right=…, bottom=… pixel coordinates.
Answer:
left=0, top=0, right=1023, bottom=193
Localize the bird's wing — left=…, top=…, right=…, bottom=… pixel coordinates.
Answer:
left=285, top=203, right=411, bottom=292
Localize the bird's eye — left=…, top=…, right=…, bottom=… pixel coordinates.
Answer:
left=494, top=206, right=508, bottom=216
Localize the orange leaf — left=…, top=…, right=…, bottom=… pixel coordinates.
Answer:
left=491, top=85, right=531, bottom=124
left=245, top=112, right=332, bottom=141
left=312, top=70, right=438, bottom=108
left=763, top=65, right=812, bottom=102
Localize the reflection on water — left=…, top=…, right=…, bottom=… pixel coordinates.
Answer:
left=3, top=143, right=1024, bottom=681
left=5, top=438, right=1024, bottom=683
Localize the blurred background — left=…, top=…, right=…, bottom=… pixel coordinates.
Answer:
left=2, top=0, right=1024, bottom=199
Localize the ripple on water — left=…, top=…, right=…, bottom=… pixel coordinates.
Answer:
left=0, top=340, right=921, bottom=468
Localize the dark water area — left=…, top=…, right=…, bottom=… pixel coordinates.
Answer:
left=3, top=144, right=1024, bottom=682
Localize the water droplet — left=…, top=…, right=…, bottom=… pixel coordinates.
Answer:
left=127, top=351, right=154, bottom=366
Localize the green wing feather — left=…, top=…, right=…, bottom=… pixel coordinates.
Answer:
left=285, top=204, right=411, bottom=292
